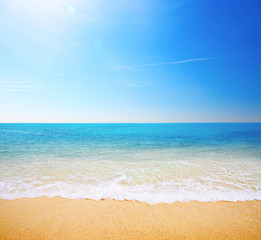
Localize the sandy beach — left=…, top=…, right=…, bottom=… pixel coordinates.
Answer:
left=0, top=198, right=260, bottom=240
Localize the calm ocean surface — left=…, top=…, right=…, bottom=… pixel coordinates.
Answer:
left=0, top=123, right=261, bottom=204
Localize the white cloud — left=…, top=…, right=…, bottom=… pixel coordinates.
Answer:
left=138, top=57, right=211, bottom=67
left=114, top=57, right=211, bottom=70
left=0, top=89, right=32, bottom=91
left=113, top=79, right=152, bottom=87
left=0, top=79, right=25, bottom=83
left=113, top=65, right=135, bottom=71
left=113, top=52, right=261, bottom=71
left=0, top=78, right=39, bottom=91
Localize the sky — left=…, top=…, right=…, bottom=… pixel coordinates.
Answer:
left=0, top=0, right=261, bottom=123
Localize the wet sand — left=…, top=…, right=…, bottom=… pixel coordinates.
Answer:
left=0, top=198, right=260, bottom=240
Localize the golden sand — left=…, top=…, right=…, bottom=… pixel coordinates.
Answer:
left=0, top=198, right=260, bottom=240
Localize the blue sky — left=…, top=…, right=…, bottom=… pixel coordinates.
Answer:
left=0, top=0, right=260, bottom=122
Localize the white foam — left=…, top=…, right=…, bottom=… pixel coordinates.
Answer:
left=1, top=175, right=261, bottom=204
left=1, top=157, right=261, bottom=204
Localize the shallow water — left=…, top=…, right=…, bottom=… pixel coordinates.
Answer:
left=0, top=123, right=261, bottom=204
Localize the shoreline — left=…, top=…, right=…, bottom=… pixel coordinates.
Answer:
left=1, top=198, right=260, bottom=239
left=1, top=197, right=261, bottom=204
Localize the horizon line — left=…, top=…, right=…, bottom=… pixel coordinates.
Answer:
left=1, top=122, right=260, bottom=124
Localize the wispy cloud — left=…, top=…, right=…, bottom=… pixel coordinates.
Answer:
left=0, top=78, right=24, bottom=82
left=0, top=88, right=34, bottom=92
left=113, top=65, right=135, bottom=71
left=113, top=79, right=152, bottom=87
left=114, top=57, right=211, bottom=70
left=114, top=52, right=261, bottom=71
left=0, top=78, right=39, bottom=92
left=137, top=57, right=211, bottom=67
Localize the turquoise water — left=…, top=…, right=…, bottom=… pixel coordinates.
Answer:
left=0, top=123, right=261, bottom=203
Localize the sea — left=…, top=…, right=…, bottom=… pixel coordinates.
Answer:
left=0, top=123, right=260, bottom=204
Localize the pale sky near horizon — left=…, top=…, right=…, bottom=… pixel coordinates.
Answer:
left=0, top=0, right=261, bottom=123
